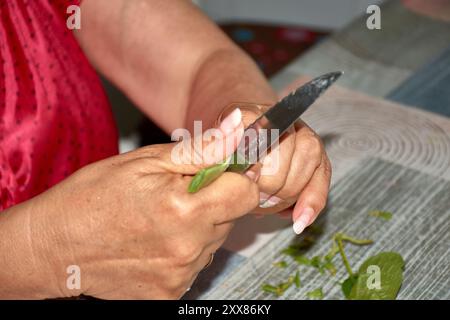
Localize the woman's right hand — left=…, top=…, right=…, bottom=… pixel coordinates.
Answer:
left=0, top=109, right=258, bottom=299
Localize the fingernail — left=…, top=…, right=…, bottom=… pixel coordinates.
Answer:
left=259, top=192, right=270, bottom=202
left=293, top=207, right=315, bottom=235
left=245, top=170, right=260, bottom=182
left=259, top=192, right=282, bottom=208
left=219, top=108, right=242, bottom=136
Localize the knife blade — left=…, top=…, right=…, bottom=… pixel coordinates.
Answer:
left=188, top=71, right=343, bottom=193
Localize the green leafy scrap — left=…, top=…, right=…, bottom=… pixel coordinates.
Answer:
left=188, top=161, right=230, bottom=193
left=294, top=271, right=301, bottom=288
left=261, top=273, right=299, bottom=297
left=322, top=260, right=337, bottom=276
left=341, top=274, right=358, bottom=299
left=369, top=210, right=393, bottom=221
left=348, top=252, right=405, bottom=300
left=261, top=210, right=404, bottom=300
left=273, top=261, right=288, bottom=269
left=334, top=233, right=374, bottom=246
left=306, top=287, right=324, bottom=300
left=281, top=236, right=316, bottom=257
left=261, top=284, right=281, bottom=296
left=293, top=255, right=311, bottom=266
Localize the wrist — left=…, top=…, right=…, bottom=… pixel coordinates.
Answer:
left=185, top=47, right=277, bottom=131
left=0, top=195, right=70, bottom=299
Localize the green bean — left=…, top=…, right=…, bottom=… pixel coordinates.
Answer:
left=187, top=153, right=250, bottom=193
left=187, top=161, right=230, bottom=193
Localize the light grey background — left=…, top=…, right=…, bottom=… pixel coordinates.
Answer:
left=193, top=0, right=385, bottom=29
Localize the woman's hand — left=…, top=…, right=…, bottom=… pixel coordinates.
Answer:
left=238, top=105, right=332, bottom=235
left=0, top=110, right=259, bottom=299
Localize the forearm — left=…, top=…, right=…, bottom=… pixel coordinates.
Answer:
left=0, top=200, right=62, bottom=299
left=75, top=0, right=276, bottom=132
left=185, top=48, right=277, bottom=131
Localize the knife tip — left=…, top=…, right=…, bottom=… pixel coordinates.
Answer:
left=313, top=71, right=343, bottom=88
left=330, top=70, right=344, bottom=79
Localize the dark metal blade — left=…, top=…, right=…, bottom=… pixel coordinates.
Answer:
left=227, top=71, right=342, bottom=172
left=264, top=71, right=343, bottom=136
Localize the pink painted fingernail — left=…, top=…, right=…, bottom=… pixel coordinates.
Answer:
left=259, top=192, right=282, bottom=208
left=245, top=170, right=260, bottom=182
left=219, top=108, right=242, bottom=136
left=259, top=192, right=271, bottom=202
left=293, top=207, right=315, bottom=235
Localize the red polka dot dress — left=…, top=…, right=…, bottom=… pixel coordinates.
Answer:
left=0, top=0, right=119, bottom=210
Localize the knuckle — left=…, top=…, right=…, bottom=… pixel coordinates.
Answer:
left=164, top=270, right=192, bottom=298
left=172, top=240, right=202, bottom=267
left=221, top=173, right=259, bottom=209
left=315, top=192, right=329, bottom=213
left=130, top=157, right=156, bottom=171
left=259, top=176, right=285, bottom=195
left=162, top=281, right=187, bottom=300
left=281, top=186, right=301, bottom=200
left=135, top=144, right=164, bottom=158
left=273, top=177, right=286, bottom=193
left=246, top=182, right=260, bottom=208
left=166, top=193, right=196, bottom=220
left=302, top=132, right=323, bottom=159
left=239, top=176, right=260, bottom=206
left=317, top=202, right=327, bottom=215
left=223, top=173, right=249, bottom=195
left=323, top=157, right=333, bottom=179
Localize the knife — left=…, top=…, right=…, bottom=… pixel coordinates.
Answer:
left=188, top=71, right=343, bottom=193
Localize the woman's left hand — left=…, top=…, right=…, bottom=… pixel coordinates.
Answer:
left=239, top=107, right=332, bottom=235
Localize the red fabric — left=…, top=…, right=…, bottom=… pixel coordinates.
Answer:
left=0, top=0, right=119, bottom=210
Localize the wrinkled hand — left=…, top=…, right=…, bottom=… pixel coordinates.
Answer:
left=23, top=110, right=258, bottom=299
left=237, top=104, right=332, bottom=235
